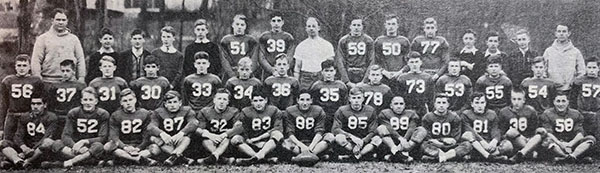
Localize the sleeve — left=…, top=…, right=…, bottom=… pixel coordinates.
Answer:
left=225, top=111, right=243, bottom=137
left=74, top=37, right=86, bottom=81
left=575, top=52, right=586, bottom=78
left=451, top=115, right=462, bottom=141
left=404, top=113, right=421, bottom=139
left=0, top=82, right=7, bottom=130
left=435, top=77, right=445, bottom=94
left=314, top=109, right=326, bottom=134
left=146, top=111, right=164, bottom=136
left=284, top=111, right=295, bottom=137
left=497, top=110, right=509, bottom=133
left=13, top=118, right=25, bottom=146
left=574, top=112, right=585, bottom=135
left=30, top=37, right=44, bottom=78
left=490, top=114, right=501, bottom=141
left=460, top=113, right=479, bottom=140
left=61, top=112, right=76, bottom=147
left=540, top=112, right=554, bottom=134
left=336, top=39, right=350, bottom=83
left=181, top=78, right=190, bottom=105
left=364, top=111, right=378, bottom=141
left=196, top=110, right=207, bottom=130
left=435, top=40, right=451, bottom=77
left=43, top=115, right=59, bottom=140
left=88, top=112, right=109, bottom=144
left=421, top=115, right=433, bottom=139
left=180, top=110, right=199, bottom=135
left=108, top=114, right=125, bottom=148
left=332, top=109, right=348, bottom=136
left=269, top=110, right=284, bottom=132
left=219, top=40, right=236, bottom=78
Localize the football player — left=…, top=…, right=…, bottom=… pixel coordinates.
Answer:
left=264, top=54, right=300, bottom=110
left=147, top=91, right=198, bottom=166
left=436, top=58, right=473, bottom=111
left=88, top=56, right=129, bottom=113
left=336, top=17, right=374, bottom=85
left=129, top=55, right=171, bottom=111
left=521, top=56, right=558, bottom=112
left=220, top=14, right=259, bottom=79
left=371, top=14, right=410, bottom=86
left=408, top=17, right=450, bottom=80
left=570, top=56, right=600, bottom=134
left=332, top=88, right=381, bottom=161
left=376, top=96, right=427, bottom=163
left=395, top=51, right=434, bottom=116
left=309, top=59, right=348, bottom=131
left=225, top=57, right=263, bottom=110
left=46, top=60, right=86, bottom=138
left=258, top=12, right=295, bottom=77
left=182, top=51, right=222, bottom=111
left=421, top=94, right=472, bottom=162
left=475, top=56, right=512, bottom=111
left=355, top=65, right=392, bottom=114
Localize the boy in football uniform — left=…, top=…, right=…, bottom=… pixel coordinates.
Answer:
left=264, top=54, right=300, bottom=110
left=225, top=57, right=263, bottom=110
left=475, top=56, right=512, bottom=111
left=221, top=14, right=259, bottom=79
left=332, top=88, right=381, bottom=161
left=0, top=96, right=57, bottom=169
left=182, top=51, right=222, bottom=111
left=376, top=96, right=427, bottom=163
left=521, top=56, right=559, bottom=112
left=103, top=89, right=158, bottom=166
left=88, top=56, right=128, bottom=113
left=498, top=89, right=543, bottom=163
left=309, top=59, right=348, bottom=130
left=461, top=92, right=510, bottom=161
left=258, top=12, right=295, bottom=77
left=408, top=18, right=450, bottom=80
left=47, top=87, right=109, bottom=168
left=46, top=60, right=86, bottom=138
left=570, top=57, right=600, bottom=134
left=147, top=91, right=198, bottom=166
left=0, top=55, right=45, bottom=140
left=282, top=90, right=333, bottom=161
left=230, top=89, right=283, bottom=165
left=371, top=14, right=410, bottom=86
left=195, top=89, right=240, bottom=164
left=539, top=92, right=595, bottom=163
left=421, top=94, right=472, bottom=162
left=395, top=52, right=434, bottom=116
left=355, top=65, right=392, bottom=114
left=336, top=17, right=374, bottom=85
left=129, top=55, right=171, bottom=111
left=436, top=58, right=473, bottom=111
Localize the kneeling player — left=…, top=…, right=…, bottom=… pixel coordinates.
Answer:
left=148, top=91, right=198, bottom=165
left=103, top=89, right=159, bottom=166
left=47, top=87, right=110, bottom=168
left=377, top=96, right=427, bottom=163
left=421, top=94, right=472, bottom=162
left=1, top=96, right=58, bottom=169
left=282, top=90, right=334, bottom=161
left=230, top=89, right=283, bottom=165
left=540, top=92, right=595, bottom=163
left=333, top=88, right=381, bottom=161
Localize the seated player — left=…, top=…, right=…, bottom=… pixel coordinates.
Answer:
left=571, top=56, right=600, bottom=134
left=195, top=88, right=240, bottom=165
left=498, top=89, right=544, bottom=163
left=46, top=87, right=110, bottom=168
left=182, top=51, right=222, bottom=112
left=0, top=96, right=57, bottom=169
left=103, top=89, right=159, bottom=166
left=475, top=56, right=512, bottom=112
left=88, top=56, right=129, bottom=114
left=309, top=59, right=348, bottom=132
left=395, top=51, right=434, bottom=116
left=421, top=94, right=472, bottom=162
left=46, top=60, right=86, bottom=138
left=461, top=92, right=510, bottom=161
left=230, top=89, right=284, bottom=166
left=376, top=96, right=427, bottom=163
left=129, top=55, right=171, bottom=111
left=521, top=56, right=558, bottom=113
left=147, top=91, right=198, bottom=166
left=540, top=92, right=595, bottom=163
left=436, top=58, right=473, bottom=111
left=225, top=57, right=263, bottom=110
left=355, top=65, right=392, bottom=114
left=282, top=89, right=334, bottom=161
left=264, top=54, right=299, bottom=110
left=332, top=88, right=381, bottom=162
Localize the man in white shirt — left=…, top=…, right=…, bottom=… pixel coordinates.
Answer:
left=293, top=17, right=335, bottom=90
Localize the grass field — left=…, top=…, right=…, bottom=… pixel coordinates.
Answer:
left=3, top=161, right=599, bottom=173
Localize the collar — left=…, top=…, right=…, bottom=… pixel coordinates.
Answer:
left=98, top=47, right=115, bottom=54
left=519, top=47, right=529, bottom=55
left=461, top=47, right=478, bottom=54
left=160, top=46, right=178, bottom=53
left=485, top=49, right=501, bottom=57
left=194, top=38, right=211, bottom=43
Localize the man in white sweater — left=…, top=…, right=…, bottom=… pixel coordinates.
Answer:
left=543, top=24, right=585, bottom=92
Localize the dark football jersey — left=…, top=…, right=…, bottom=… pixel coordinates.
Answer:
left=0, top=75, right=44, bottom=113
left=475, top=75, right=512, bottom=110
left=258, top=31, right=295, bottom=66
left=373, top=35, right=411, bottom=72
left=148, top=106, right=197, bottom=136
left=422, top=111, right=462, bottom=140
left=521, top=77, right=559, bottom=112
left=461, top=109, right=500, bottom=141
left=197, top=106, right=240, bottom=135
left=284, top=105, right=327, bottom=141
left=337, top=34, right=374, bottom=69
left=181, top=73, right=222, bottom=110
left=355, top=83, right=392, bottom=114
left=436, top=74, right=473, bottom=111
left=89, top=77, right=128, bottom=113
left=264, top=75, right=299, bottom=110
left=220, top=34, right=258, bottom=69
left=225, top=77, right=263, bottom=110
left=239, top=105, right=282, bottom=138
left=309, top=80, right=348, bottom=130
left=395, top=72, right=434, bottom=111
left=332, top=105, right=377, bottom=139
left=377, top=109, right=420, bottom=138
left=129, top=77, right=171, bottom=111
left=15, top=111, right=58, bottom=148
left=62, top=107, right=110, bottom=147
left=540, top=108, right=585, bottom=141
left=571, top=76, right=600, bottom=112
left=497, top=106, right=539, bottom=138
left=47, top=80, right=86, bottom=116
left=410, top=36, right=450, bottom=75
left=109, top=108, right=152, bottom=146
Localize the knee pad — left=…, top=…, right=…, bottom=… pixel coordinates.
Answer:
left=370, top=136, right=383, bottom=147
left=230, top=135, right=245, bottom=146
left=410, top=127, right=428, bottom=143
left=376, top=125, right=390, bottom=137
left=89, top=142, right=105, bottom=157
left=505, top=128, right=521, bottom=139
left=103, top=140, right=118, bottom=153
left=322, top=133, right=335, bottom=143
left=461, top=131, right=475, bottom=142
left=583, top=135, right=596, bottom=145
left=51, top=140, right=66, bottom=153
left=334, top=134, right=348, bottom=146
left=535, top=128, right=547, bottom=137
left=270, top=130, right=284, bottom=143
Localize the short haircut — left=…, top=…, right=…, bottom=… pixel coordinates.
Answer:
left=194, top=51, right=210, bottom=61
left=512, top=87, right=525, bottom=96
left=164, top=90, right=182, bottom=100
left=369, top=64, right=382, bottom=72
left=556, top=23, right=570, bottom=31
left=554, top=90, right=569, bottom=100
left=238, top=57, right=253, bottom=68
left=194, top=19, right=208, bottom=27
left=385, top=14, right=398, bottom=22
left=233, top=14, right=247, bottom=23
left=487, top=31, right=500, bottom=40
left=143, top=55, right=159, bottom=66
left=270, top=12, right=284, bottom=20
left=120, top=88, right=136, bottom=99
left=516, top=29, right=529, bottom=36
left=15, top=54, right=30, bottom=63
left=100, top=56, right=116, bottom=65
left=434, top=93, right=449, bottom=101
left=470, top=92, right=486, bottom=102
left=423, top=17, right=437, bottom=26
left=349, top=87, right=363, bottom=96
left=51, top=8, right=67, bottom=18
left=60, top=59, right=76, bottom=70
left=161, top=26, right=176, bottom=36
left=251, top=87, right=268, bottom=99
left=130, top=28, right=145, bottom=38
left=306, top=17, right=319, bottom=26
left=585, top=56, right=599, bottom=65
left=531, top=56, right=545, bottom=65
left=82, top=87, right=98, bottom=98
left=487, top=55, right=502, bottom=65
left=407, top=51, right=422, bottom=60
left=275, top=53, right=288, bottom=63
left=298, top=89, right=312, bottom=100
left=99, top=28, right=113, bottom=39
left=321, top=59, right=335, bottom=70
left=216, top=88, right=231, bottom=96
left=464, top=29, right=477, bottom=37
left=448, top=58, right=461, bottom=63
left=31, top=92, right=45, bottom=103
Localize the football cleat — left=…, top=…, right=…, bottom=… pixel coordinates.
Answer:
left=164, top=155, right=180, bottom=166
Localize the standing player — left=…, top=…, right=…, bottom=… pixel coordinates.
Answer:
left=46, top=60, right=86, bottom=138
left=521, top=56, right=559, bottom=112
left=86, top=28, right=126, bottom=83
left=355, top=65, right=392, bottom=114
left=570, top=57, right=600, bottom=134
left=421, top=94, right=472, bottom=163
left=258, top=12, right=295, bottom=77
left=309, top=59, right=348, bottom=131
left=539, top=92, right=595, bottom=163
left=129, top=56, right=171, bottom=111
left=453, top=29, right=485, bottom=82
left=336, top=17, right=374, bottom=85
left=376, top=96, right=427, bottom=163
left=225, top=57, right=263, bottom=110
left=395, top=52, right=434, bottom=116
left=181, top=52, right=222, bottom=111
left=483, top=31, right=508, bottom=66
left=332, top=88, right=381, bottom=161
left=475, top=56, right=512, bottom=111
left=195, top=89, right=240, bottom=165
left=103, top=89, right=158, bottom=166
left=436, top=58, right=473, bottom=111
left=230, top=89, right=283, bottom=165
left=409, top=18, right=450, bottom=80
left=0, top=55, right=45, bottom=141
left=498, top=89, right=543, bottom=163
left=183, top=19, right=222, bottom=77
left=371, top=14, right=410, bottom=86
left=88, top=56, right=128, bottom=114
left=147, top=91, right=198, bottom=166
left=220, top=14, right=259, bottom=79
left=152, top=26, right=184, bottom=90
left=264, top=54, right=299, bottom=110
left=461, top=92, right=509, bottom=161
